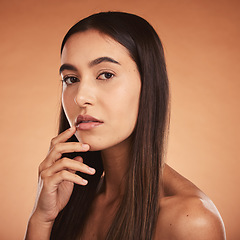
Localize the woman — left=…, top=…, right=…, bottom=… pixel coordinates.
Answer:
left=25, top=12, right=226, bottom=240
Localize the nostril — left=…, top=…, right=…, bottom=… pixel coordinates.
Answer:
left=74, top=84, right=95, bottom=107
left=74, top=96, right=92, bottom=107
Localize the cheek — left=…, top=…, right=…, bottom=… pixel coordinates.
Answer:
left=62, top=88, right=76, bottom=123
left=109, top=86, right=140, bottom=132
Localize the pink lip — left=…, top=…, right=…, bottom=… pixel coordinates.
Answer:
left=75, top=115, right=103, bottom=130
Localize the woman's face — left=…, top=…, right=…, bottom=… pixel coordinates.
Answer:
left=60, top=30, right=141, bottom=151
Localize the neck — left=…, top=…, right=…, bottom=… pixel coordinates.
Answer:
left=100, top=137, right=132, bottom=200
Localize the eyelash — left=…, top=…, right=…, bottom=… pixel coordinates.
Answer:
left=97, top=72, right=114, bottom=80
left=62, top=76, right=79, bottom=85
left=62, top=72, right=114, bottom=85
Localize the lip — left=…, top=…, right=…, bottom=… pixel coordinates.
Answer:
left=75, top=114, right=103, bottom=131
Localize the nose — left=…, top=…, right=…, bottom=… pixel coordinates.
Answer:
left=74, top=81, right=95, bottom=108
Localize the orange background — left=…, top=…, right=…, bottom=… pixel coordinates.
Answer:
left=0, top=0, right=239, bottom=239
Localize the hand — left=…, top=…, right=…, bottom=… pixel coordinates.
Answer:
left=31, top=126, right=95, bottom=224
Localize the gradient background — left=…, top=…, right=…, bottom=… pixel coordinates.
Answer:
left=0, top=0, right=239, bottom=239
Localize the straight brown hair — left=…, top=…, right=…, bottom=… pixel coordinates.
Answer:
left=51, top=11, right=170, bottom=240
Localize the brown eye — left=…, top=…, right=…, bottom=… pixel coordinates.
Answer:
left=97, top=72, right=114, bottom=80
left=63, top=76, right=79, bottom=85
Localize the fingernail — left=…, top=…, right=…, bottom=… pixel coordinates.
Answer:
left=82, top=179, right=88, bottom=185
left=82, top=144, right=89, bottom=150
left=88, top=167, right=96, bottom=174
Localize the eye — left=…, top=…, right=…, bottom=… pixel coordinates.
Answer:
left=97, top=72, right=114, bottom=80
left=62, top=76, right=79, bottom=85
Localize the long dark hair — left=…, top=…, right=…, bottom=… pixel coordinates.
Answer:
left=51, top=11, right=170, bottom=240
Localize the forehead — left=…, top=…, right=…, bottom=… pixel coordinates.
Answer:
left=61, top=29, right=131, bottom=64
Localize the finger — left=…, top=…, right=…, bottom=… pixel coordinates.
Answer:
left=48, top=142, right=89, bottom=161
left=68, top=156, right=84, bottom=173
left=44, top=170, right=88, bottom=188
left=74, top=156, right=83, bottom=163
left=39, top=142, right=89, bottom=173
left=50, top=126, right=76, bottom=149
left=41, top=157, right=95, bottom=178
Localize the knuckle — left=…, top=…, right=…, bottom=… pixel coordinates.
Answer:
left=50, top=137, right=57, bottom=147
left=39, top=170, right=47, bottom=180
left=38, top=161, right=46, bottom=174
left=53, top=143, right=62, bottom=152
left=58, top=157, right=68, bottom=165
left=59, top=170, right=68, bottom=178
left=51, top=143, right=63, bottom=156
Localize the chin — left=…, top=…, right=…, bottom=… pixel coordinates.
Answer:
left=74, top=130, right=133, bottom=152
left=74, top=133, right=107, bottom=151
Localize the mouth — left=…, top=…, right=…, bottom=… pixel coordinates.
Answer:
left=75, top=115, right=103, bottom=130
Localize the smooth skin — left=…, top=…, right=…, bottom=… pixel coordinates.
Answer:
left=25, top=30, right=226, bottom=240
left=25, top=126, right=95, bottom=239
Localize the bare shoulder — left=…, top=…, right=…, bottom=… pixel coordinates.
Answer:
left=154, top=165, right=226, bottom=240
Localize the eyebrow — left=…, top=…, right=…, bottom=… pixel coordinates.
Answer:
left=89, top=57, right=120, bottom=67
left=59, top=56, right=120, bottom=74
left=59, top=64, right=78, bottom=74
